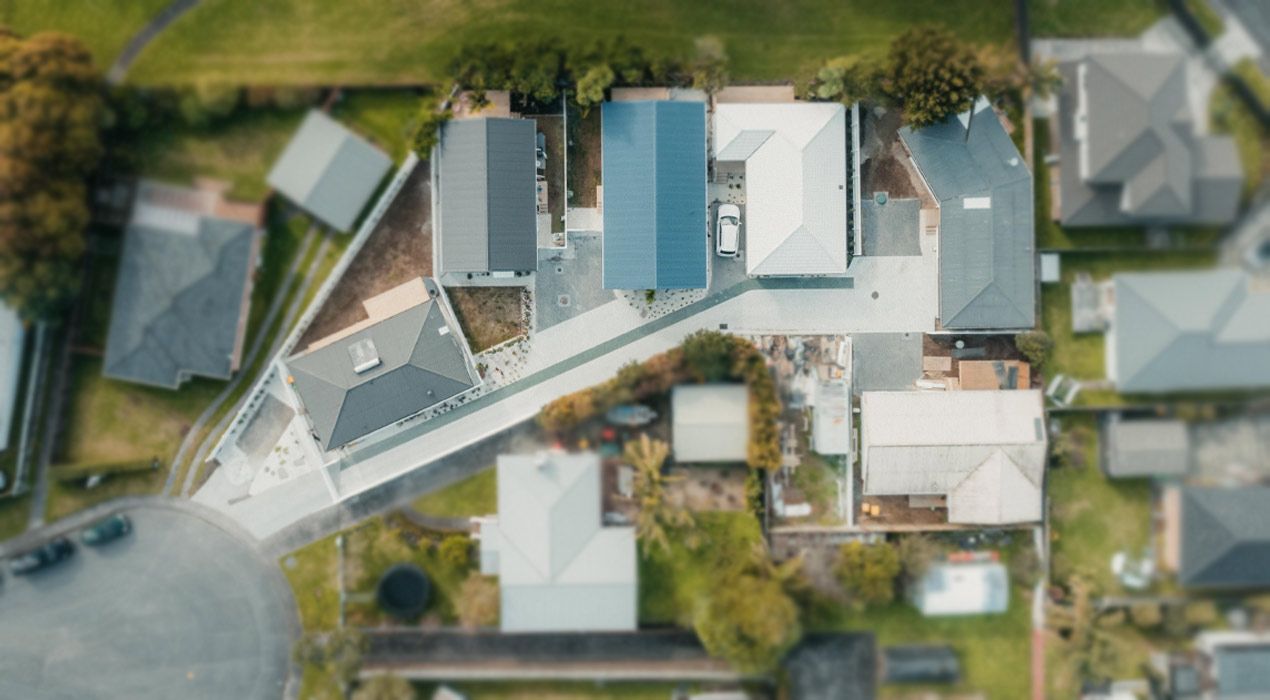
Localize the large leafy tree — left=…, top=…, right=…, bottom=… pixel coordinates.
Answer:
left=624, top=433, right=693, bottom=555
left=0, top=28, right=102, bottom=320
left=836, top=541, right=902, bottom=607
left=693, top=544, right=804, bottom=673
left=882, top=25, right=983, bottom=128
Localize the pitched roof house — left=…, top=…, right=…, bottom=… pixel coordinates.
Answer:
left=104, top=180, right=262, bottom=389
left=900, top=97, right=1035, bottom=330
left=286, top=278, right=479, bottom=451
left=860, top=390, right=1047, bottom=525
left=434, top=117, right=538, bottom=278
left=267, top=110, right=393, bottom=231
left=1057, top=53, right=1241, bottom=227
left=671, top=384, right=749, bottom=463
left=1178, top=487, right=1270, bottom=589
left=714, top=102, right=849, bottom=276
left=478, top=452, right=637, bottom=633
left=601, top=100, right=707, bottom=290
left=1110, top=270, right=1270, bottom=393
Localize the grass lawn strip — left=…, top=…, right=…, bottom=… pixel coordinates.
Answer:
left=411, top=468, right=496, bottom=518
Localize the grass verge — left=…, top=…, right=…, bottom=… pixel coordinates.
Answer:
left=411, top=468, right=496, bottom=518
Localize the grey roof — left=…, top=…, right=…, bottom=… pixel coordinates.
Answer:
left=851, top=332, right=922, bottom=393
left=671, top=384, right=749, bottom=463
left=1112, top=270, right=1270, bottom=393
left=1104, top=418, right=1192, bottom=478
left=287, top=297, right=478, bottom=450
left=1057, top=54, right=1242, bottom=227
left=436, top=118, right=538, bottom=275
left=1216, top=645, right=1270, bottom=698
left=900, top=98, right=1035, bottom=330
left=104, top=217, right=258, bottom=389
left=783, top=633, right=877, bottom=700
left=1180, top=487, right=1270, bottom=589
left=267, top=110, right=393, bottom=231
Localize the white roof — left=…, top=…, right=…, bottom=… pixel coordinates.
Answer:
left=860, top=390, right=1047, bottom=525
left=713, top=103, right=848, bottom=276
left=916, top=561, right=1009, bottom=616
left=0, top=304, right=22, bottom=452
left=482, top=452, right=636, bottom=632
left=813, top=379, right=852, bottom=455
left=672, top=384, right=749, bottom=463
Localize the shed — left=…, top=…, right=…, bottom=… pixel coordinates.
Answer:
left=882, top=645, right=961, bottom=684
left=672, top=384, right=749, bottom=463
left=1104, top=418, right=1191, bottom=478
left=913, top=561, right=1009, bottom=616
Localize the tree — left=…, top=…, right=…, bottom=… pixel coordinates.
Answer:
left=455, top=572, right=499, bottom=629
left=574, top=64, right=614, bottom=116
left=681, top=330, right=736, bottom=382
left=352, top=674, right=416, bottom=700
left=896, top=534, right=942, bottom=582
left=693, top=567, right=801, bottom=673
left=411, top=100, right=452, bottom=157
left=691, top=36, right=728, bottom=95
left=0, top=29, right=103, bottom=320
left=625, top=433, right=692, bottom=555
left=835, top=541, right=901, bottom=607
left=1014, top=330, right=1053, bottom=368
left=808, top=54, right=884, bottom=103
left=438, top=534, right=471, bottom=568
left=882, top=25, right=983, bottom=128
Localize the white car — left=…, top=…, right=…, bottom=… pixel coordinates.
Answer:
left=716, top=204, right=741, bottom=257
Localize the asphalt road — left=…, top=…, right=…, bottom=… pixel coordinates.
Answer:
left=0, top=506, right=296, bottom=699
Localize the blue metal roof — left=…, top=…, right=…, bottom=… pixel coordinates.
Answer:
left=601, top=101, right=707, bottom=290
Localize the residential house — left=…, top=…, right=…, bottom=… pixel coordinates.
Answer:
left=1109, top=270, right=1270, bottom=394
left=1163, top=486, right=1270, bottom=590
left=0, top=303, right=22, bottom=452
left=267, top=110, right=393, bottom=231
left=1103, top=417, right=1191, bottom=478
left=477, top=452, right=637, bottom=633
left=285, top=278, right=480, bottom=452
left=900, top=97, right=1035, bottom=331
left=713, top=102, right=849, bottom=277
left=913, top=560, right=1009, bottom=616
left=601, top=100, right=707, bottom=290
left=103, top=179, right=262, bottom=389
left=434, top=117, right=538, bottom=282
left=1194, top=631, right=1270, bottom=699
left=671, top=384, right=749, bottom=463
left=859, top=390, right=1047, bottom=525
left=1057, top=52, right=1241, bottom=227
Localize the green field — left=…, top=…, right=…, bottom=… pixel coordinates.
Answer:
left=411, top=468, right=496, bottom=518
left=1028, top=0, right=1166, bottom=38
left=1, top=0, right=171, bottom=68
left=126, top=0, right=1014, bottom=86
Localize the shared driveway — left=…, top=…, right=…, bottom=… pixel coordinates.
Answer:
left=0, top=505, right=296, bottom=700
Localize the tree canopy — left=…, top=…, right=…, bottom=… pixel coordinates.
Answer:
left=836, top=541, right=902, bottom=607
left=0, top=28, right=103, bottom=320
left=881, top=25, right=984, bottom=128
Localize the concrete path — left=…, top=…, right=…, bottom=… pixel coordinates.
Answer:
left=0, top=501, right=297, bottom=700
left=105, top=0, right=200, bottom=84
left=164, top=224, right=320, bottom=496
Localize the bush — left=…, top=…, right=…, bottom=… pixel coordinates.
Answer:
left=575, top=63, right=614, bottom=116
left=438, top=534, right=471, bottom=569
left=836, top=541, right=901, bottom=607
left=52, top=458, right=158, bottom=483
left=455, top=572, right=499, bottom=629
left=693, top=568, right=801, bottom=673
left=411, top=101, right=452, bottom=156
left=1184, top=600, right=1220, bottom=627
left=882, top=25, right=983, bottom=128
left=1014, top=330, right=1054, bottom=368
left=1130, top=602, right=1163, bottom=628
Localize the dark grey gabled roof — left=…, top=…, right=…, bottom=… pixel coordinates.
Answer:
left=104, top=217, right=258, bottom=389
left=1181, top=487, right=1270, bottom=589
left=784, top=633, right=877, bottom=700
left=287, top=299, right=478, bottom=450
left=436, top=118, right=538, bottom=275
left=1104, top=418, right=1191, bottom=478
left=900, top=98, right=1035, bottom=330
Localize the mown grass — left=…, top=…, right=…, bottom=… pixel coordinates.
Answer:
left=330, top=89, right=422, bottom=163
left=638, top=512, right=763, bottom=626
left=1210, top=80, right=1267, bottom=199
left=1027, top=0, right=1166, bottom=38
left=411, top=468, right=496, bottom=518
left=1, top=0, right=170, bottom=68
left=129, top=0, right=1013, bottom=86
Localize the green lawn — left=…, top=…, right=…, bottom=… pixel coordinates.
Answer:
left=1027, top=0, right=1165, bottom=38
left=281, top=533, right=342, bottom=632
left=638, top=512, right=763, bottom=626
left=1210, top=80, right=1267, bottom=199
left=1184, top=0, right=1224, bottom=38
left=128, top=0, right=1012, bottom=86
left=1048, top=415, right=1153, bottom=594
left=415, top=682, right=743, bottom=699
left=44, top=467, right=168, bottom=522
left=0, top=494, right=31, bottom=541
left=133, top=107, right=308, bottom=201
left=1, top=1, right=170, bottom=68
left=331, top=90, right=422, bottom=163
left=411, top=468, right=496, bottom=518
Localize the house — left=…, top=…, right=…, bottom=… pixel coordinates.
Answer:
left=713, top=102, right=848, bottom=277
left=285, top=278, right=480, bottom=451
left=1165, top=486, right=1270, bottom=589
left=601, top=100, right=707, bottom=290
left=913, top=560, right=1009, bottom=616
left=103, top=180, right=262, bottom=389
left=1103, top=417, right=1191, bottom=478
left=477, top=452, right=637, bottom=633
left=900, top=97, right=1035, bottom=331
left=1109, top=270, right=1270, bottom=394
left=434, top=117, right=538, bottom=281
left=1057, top=52, right=1241, bottom=227
left=267, top=110, right=393, bottom=231
left=1194, top=631, right=1270, bottom=699
left=859, top=390, right=1047, bottom=525
left=671, top=384, right=749, bottom=463
left=0, top=304, right=22, bottom=453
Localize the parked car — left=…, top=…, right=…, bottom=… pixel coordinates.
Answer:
left=79, top=514, right=132, bottom=547
left=716, top=203, right=741, bottom=257
left=9, top=537, right=74, bottom=576
left=536, top=132, right=547, bottom=174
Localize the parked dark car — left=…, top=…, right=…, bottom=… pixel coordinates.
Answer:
left=79, top=514, right=132, bottom=547
left=9, top=537, right=74, bottom=576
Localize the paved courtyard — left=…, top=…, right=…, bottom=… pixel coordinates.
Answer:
left=0, top=505, right=296, bottom=700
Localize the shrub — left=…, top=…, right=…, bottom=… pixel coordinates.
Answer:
left=882, top=25, right=983, bottom=128
left=1184, top=600, right=1220, bottom=627
left=411, top=101, right=452, bottom=157
left=1014, top=330, right=1054, bottom=368
left=1130, top=602, right=1163, bottom=628
left=836, top=541, right=901, bottom=607
left=897, top=534, right=942, bottom=581
left=438, top=534, right=471, bottom=569
left=693, top=568, right=801, bottom=673
left=574, top=64, right=614, bottom=116
left=455, top=572, right=499, bottom=629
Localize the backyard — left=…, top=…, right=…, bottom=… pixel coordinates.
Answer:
left=445, top=287, right=527, bottom=354
left=1, top=0, right=171, bottom=68
left=638, top=511, right=764, bottom=626
left=1027, top=0, right=1166, bottom=38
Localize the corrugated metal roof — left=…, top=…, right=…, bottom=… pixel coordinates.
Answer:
left=1105, top=418, right=1191, bottom=477
left=672, top=384, right=749, bottom=462
left=1181, top=487, right=1270, bottom=588
left=900, top=98, right=1035, bottom=330
left=601, top=101, right=707, bottom=289
left=436, top=118, right=537, bottom=274
left=267, top=110, right=393, bottom=231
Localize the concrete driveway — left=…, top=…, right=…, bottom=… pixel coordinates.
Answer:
left=0, top=505, right=296, bottom=700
